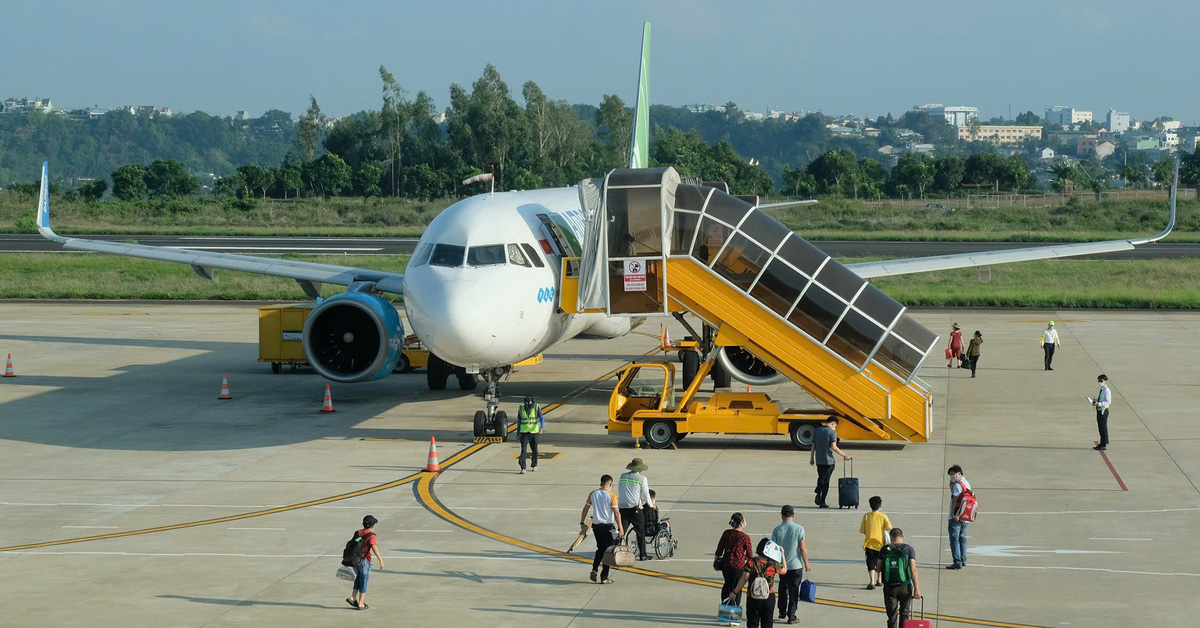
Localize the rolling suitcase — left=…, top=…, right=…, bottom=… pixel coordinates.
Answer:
left=838, top=459, right=859, bottom=509
left=904, top=598, right=931, bottom=628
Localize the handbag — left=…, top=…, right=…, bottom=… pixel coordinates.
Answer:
left=717, top=603, right=744, bottom=625
left=603, top=544, right=635, bottom=567
left=799, top=579, right=817, bottom=603
left=335, top=565, right=357, bottom=581
left=944, top=348, right=953, bottom=360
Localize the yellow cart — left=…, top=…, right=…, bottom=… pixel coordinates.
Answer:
left=258, top=303, right=314, bottom=373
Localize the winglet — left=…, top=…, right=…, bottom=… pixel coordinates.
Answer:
left=36, top=161, right=61, bottom=241
left=628, top=22, right=650, bottom=169
left=1132, top=156, right=1178, bottom=245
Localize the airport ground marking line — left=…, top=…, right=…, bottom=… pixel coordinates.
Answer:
left=0, top=352, right=643, bottom=554
left=1095, top=442, right=1128, bottom=491
left=413, top=474, right=1047, bottom=628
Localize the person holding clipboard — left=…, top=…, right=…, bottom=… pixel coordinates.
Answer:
left=1088, top=374, right=1112, bottom=450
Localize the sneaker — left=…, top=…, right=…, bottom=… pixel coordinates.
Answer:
left=531, top=467, right=537, bottom=472
left=519, top=468, right=526, bottom=474
left=590, top=570, right=598, bottom=582
left=814, top=495, right=821, bottom=506
left=946, top=563, right=961, bottom=570
left=818, top=503, right=830, bottom=509
left=778, top=614, right=787, bottom=620
left=1093, top=445, right=1106, bottom=451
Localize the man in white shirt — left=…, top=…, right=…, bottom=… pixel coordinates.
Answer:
left=580, top=474, right=623, bottom=583
left=1092, top=374, right=1112, bottom=451
left=1041, top=321, right=1061, bottom=371
left=617, top=458, right=652, bottom=560
left=946, top=465, right=971, bottom=570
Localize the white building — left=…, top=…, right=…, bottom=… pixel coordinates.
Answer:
left=913, top=103, right=978, bottom=126
left=1107, top=109, right=1131, bottom=133
left=1045, top=106, right=1092, bottom=126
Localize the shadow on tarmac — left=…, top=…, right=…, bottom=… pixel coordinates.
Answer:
left=472, top=604, right=715, bottom=625
left=157, top=594, right=340, bottom=610
left=389, top=569, right=580, bottom=586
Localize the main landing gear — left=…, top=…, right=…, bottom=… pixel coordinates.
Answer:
left=472, top=366, right=512, bottom=441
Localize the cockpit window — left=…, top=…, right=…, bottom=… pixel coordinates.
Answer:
left=508, top=243, right=530, bottom=267
left=430, top=243, right=466, bottom=267
left=520, top=243, right=546, bottom=268
left=410, top=242, right=434, bottom=268
left=467, top=244, right=506, bottom=267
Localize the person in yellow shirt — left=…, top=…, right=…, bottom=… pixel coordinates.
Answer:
left=859, top=495, right=893, bottom=590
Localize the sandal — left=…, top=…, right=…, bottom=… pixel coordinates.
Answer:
left=357, top=604, right=369, bottom=610
left=346, top=598, right=357, bottom=608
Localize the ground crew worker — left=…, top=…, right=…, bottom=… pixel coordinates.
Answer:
left=1041, top=321, right=1060, bottom=370
left=618, top=458, right=652, bottom=560
left=1092, top=374, right=1112, bottom=451
left=517, top=396, right=544, bottom=474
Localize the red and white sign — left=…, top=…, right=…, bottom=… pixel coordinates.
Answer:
left=623, top=258, right=647, bottom=292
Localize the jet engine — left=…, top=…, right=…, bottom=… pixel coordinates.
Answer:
left=715, top=346, right=786, bottom=387
left=303, top=292, right=405, bottom=383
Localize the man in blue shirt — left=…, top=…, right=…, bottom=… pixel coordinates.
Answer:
left=809, top=417, right=851, bottom=508
left=1092, top=374, right=1112, bottom=451
left=771, top=505, right=811, bottom=624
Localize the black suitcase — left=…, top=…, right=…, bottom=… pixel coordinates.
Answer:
left=838, top=459, right=859, bottom=509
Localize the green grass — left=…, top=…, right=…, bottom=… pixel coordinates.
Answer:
left=1, top=253, right=1198, bottom=308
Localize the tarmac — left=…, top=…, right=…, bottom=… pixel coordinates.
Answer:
left=1, top=302, right=1198, bottom=628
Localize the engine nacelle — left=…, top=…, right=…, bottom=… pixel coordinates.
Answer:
left=716, top=346, right=787, bottom=387
left=303, top=292, right=405, bottom=383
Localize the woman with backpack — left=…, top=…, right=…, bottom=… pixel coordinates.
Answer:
left=965, top=331, right=983, bottom=378
left=725, top=537, right=788, bottom=628
left=714, top=512, right=752, bottom=604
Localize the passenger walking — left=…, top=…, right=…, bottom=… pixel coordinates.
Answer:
left=580, top=474, right=623, bottom=584
left=947, top=323, right=962, bottom=368
left=859, top=495, right=892, bottom=589
left=965, top=331, right=983, bottom=378
left=517, top=396, right=544, bottom=474
left=809, top=417, right=851, bottom=508
left=946, top=465, right=971, bottom=569
left=1041, top=321, right=1060, bottom=370
left=726, top=538, right=787, bottom=628
left=617, top=458, right=652, bottom=560
left=1092, top=374, right=1112, bottom=451
left=715, top=512, right=752, bottom=604
left=347, top=515, right=384, bottom=610
left=771, top=505, right=810, bottom=624
left=876, top=528, right=921, bottom=628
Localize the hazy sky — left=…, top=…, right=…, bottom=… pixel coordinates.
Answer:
left=3, top=0, right=1195, bottom=123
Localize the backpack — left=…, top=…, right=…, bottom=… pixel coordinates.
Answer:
left=953, top=481, right=978, bottom=522
left=880, top=544, right=912, bottom=586
left=341, top=531, right=374, bottom=567
left=749, top=559, right=772, bottom=600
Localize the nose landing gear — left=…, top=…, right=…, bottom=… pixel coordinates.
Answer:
left=472, top=366, right=512, bottom=440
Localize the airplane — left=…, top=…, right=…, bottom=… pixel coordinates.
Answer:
left=33, top=22, right=1176, bottom=437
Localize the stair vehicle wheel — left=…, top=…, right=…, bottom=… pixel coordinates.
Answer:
left=644, top=420, right=676, bottom=449
left=393, top=353, right=411, bottom=374
left=711, top=361, right=732, bottom=388
left=457, top=370, right=478, bottom=391
left=789, top=422, right=819, bottom=450
left=495, top=410, right=509, bottom=441
left=427, top=355, right=448, bottom=391
left=680, top=350, right=699, bottom=390
left=271, top=362, right=282, bottom=374
left=654, top=528, right=675, bottom=559
left=473, top=411, right=486, bottom=438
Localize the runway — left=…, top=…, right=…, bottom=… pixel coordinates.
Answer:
left=3, top=234, right=1196, bottom=259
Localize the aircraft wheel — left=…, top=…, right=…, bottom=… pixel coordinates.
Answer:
left=427, top=355, right=448, bottom=390
left=711, top=361, right=731, bottom=388
left=789, top=422, right=818, bottom=450
left=644, top=420, right=676, bottom=449
left=473, top=411, right=487, bottom=437
left=457, top=370, right=478, bottom=391
left=495, top=411, right=509, bottom=441
left=680, top=350, right=699, bottom=390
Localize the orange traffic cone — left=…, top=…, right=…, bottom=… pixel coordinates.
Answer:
left=321, top=385, right=336, bottom=412
left=3, top=353, right=14, bottom=378
left=425, top=437, right=440, bottom=472
left=217, top=374, right=232, bottom=399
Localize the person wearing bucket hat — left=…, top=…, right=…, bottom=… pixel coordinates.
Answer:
left=618, top=458, right=653, bottom=560
left=947, top=323, right=963, bottom=369
left=1040, top=321, right=1061, bottom=371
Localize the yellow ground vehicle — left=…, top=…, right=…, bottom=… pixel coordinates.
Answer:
left=398, top=335, right=430, bottom=373
left=608, top=357, right=836, bottom=450
left=258, top=304, right=314, bottom=373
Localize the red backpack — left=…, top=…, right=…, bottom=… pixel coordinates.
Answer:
left=953, top=481, right=978, bottom=522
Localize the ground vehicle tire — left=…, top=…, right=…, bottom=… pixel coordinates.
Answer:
left=456, top=370, right=477, bottom=391
left=674, top=433, right=687, bottom=442
left=680, top=350, right=700, bottom=390
left=271, top=362, right=281, bottom=374
left=496, top=410, right=509, bottom=441
left=678, top=336, right=695, bottom=363
left=393, top=353, right=410, bottom=374
left=427, top=355, right=448, bottom=391
left=711, top=361, right=732, bottom=388
left=473, top=410, right=487, bottom=437
left=644, top=420, right=676, bottom=449
left=654, top=527, right=675, bottom=559
left=789, top=422, right=820, bottom=450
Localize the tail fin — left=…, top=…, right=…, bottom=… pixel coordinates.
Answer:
left=628, top=22, right=650, bottom=169
left=36, top=161, right=61, bottom=241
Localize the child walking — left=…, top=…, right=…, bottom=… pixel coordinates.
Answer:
left=858, top=496, right=893, bottom=590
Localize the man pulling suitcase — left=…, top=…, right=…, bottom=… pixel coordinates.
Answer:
left=809, top=416, right=851, bottom=509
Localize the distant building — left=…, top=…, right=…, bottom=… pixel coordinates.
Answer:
left=234, top=110, right=250, bottom=120
left=1094, top=141, right=1117, bottom=160
left=1076, top=135, right=1102, bottom=155
left=1154, top=119, right=1181, bottom=131
left=914, top=103, right=978, bottom=126
left=136, top=105, right=156, bottom=116
left=1038, top=147, right=1056, bottom=162
left=1045, top=106, right=1092, bottom=126
left=1124, top=132, right=1161, bottom=151
left=431, top=111, right=447, bottom=124
left=958, top=124, right=1042, bottom=144
left=1107, top=109, right=1131, bottom=133
left=323, top=117, right=340, bottom=129
left=906, top=142, right=936, bottom=155
left=158, top=107, right=172, bottom=117
left=2, top=97, right=53, bottom=113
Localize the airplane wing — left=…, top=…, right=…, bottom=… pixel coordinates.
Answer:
left=33, top=163, right=404, bottom=297
left=845, top=159, right=1178, bottom=279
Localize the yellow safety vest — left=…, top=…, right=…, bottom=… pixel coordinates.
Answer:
left=518, top=405, right=540, bottom=433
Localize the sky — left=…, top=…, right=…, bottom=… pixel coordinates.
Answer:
left=2, top=0, right=1196, bottom=123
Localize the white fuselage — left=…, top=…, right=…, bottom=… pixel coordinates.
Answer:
left=401, top=187, right=630, bottom=369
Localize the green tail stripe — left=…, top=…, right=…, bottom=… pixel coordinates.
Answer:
left=629, top=22, right=650, bottom=169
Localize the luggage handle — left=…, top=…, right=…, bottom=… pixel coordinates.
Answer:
left=843, top=458, right=852, bottom=478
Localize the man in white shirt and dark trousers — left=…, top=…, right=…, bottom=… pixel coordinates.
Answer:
left=617, top=458, right=652, bottom=560
left=581, top=474, right=623, bottom=584
left=946, top=465, right=971, bottom=570
left=1040, top=321, right=1060, bottom=371
left=1092, top=374, right=1112, bottom=451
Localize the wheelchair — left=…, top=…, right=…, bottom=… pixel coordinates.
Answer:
left=621, top=510, right=678, bottom=559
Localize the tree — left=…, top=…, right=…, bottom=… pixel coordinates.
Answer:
left=1179, top=148, right=1200, bottom=188
left=275, top=161, right=303, bottom=199
left=1014, top=111, right=1042, bottom=126
left=1121, top=165, right=1147, bottom=188
left=294, top=96, right=323, bottom=163
left=213, top=173, right=247, bottom=198
left=891, top=152, right=935, bottom=199
left=354, top=162, right=383, bottom=199
left=379, top=65, right=410, bottom=197
left=111, top=164, right=147, bottom=201
left=1151, top=154, right=1176, bottom=188
left=237, top=163, right=274, bottom=200
left=304, top=153, right=352, bottom=198
left=963, top=152, right=1008, bottom=190
left=806, top=149, right=858, bottom=196
left=78, top=179, right=107, bottom=202
left=933, top=155, right=965, bottom=194
left=446, top=65, right=525, bottom=190
left=781, top=165, right=817, bottom=197
left=596, top=94, right=632, bottom=168
left=144, top=159, right=200, bottom=198
left=1049, top=163, right=1076, bottom=192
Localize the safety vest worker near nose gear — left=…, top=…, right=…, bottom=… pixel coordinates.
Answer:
left=518, top=404, right=543, bottom=434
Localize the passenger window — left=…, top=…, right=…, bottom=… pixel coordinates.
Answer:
left=430, top=243, right=466, bottom=267
left=467, top=244, right=506, bottom=266
left=520, top=243, right=546, bottom=268
left=508, top=243, right=530, bottom=267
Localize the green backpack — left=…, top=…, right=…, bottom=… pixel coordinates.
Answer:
left=880, top=544, right=912, bottom=585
